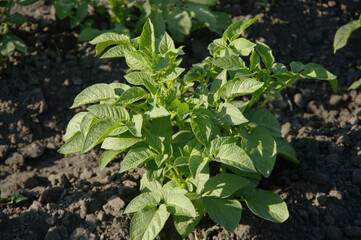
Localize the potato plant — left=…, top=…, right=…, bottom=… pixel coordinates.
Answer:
left=59, top=18, right=338, bottom=240
left=0, top=0, right=37, bottom=63
left=105, top=0, right=231, bottom=42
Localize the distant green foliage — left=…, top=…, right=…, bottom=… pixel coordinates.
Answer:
left=0, top=189, right=28, bottom=205
left=59, top=18, right=337, bottom=240
left=0, top=0, right=37, bottom=63
left=333, top=16, right=361, bottom=89
left=104, top=0, right=231, bottom=42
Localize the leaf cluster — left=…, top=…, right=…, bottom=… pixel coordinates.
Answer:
left=0, top=189, right=28, bottom=205
left=0, top=0, right=35, bottom=63
left=59, top=18, right=338, bottom=239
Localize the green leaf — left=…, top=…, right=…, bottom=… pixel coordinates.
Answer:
left=124, top=50, right=152, bottom=70
left=79, top=28, right=105, bottom=42
left=300, top=63, right=337, bottom=81
left=143, top=105, right=170, bottom=119
left=221, top=78, right=264, bottom=100
left=87, top=104, right=129, bottom=121
left=230, top=38, right=256, bottom=56
left=53, top=2, right=75, bottom=20
left=150, top=117, right=172, bottom=140
left=76, top=2, right=88, bottom=21
left=100, top=44, right=136, bottom=58
left=271, top=63, right=288, bottom=74
left=250, top=50, right=261, bottom=70
left=290, top=61, right=305, bottom=73
left=6, top=33, right=27, bottom=54
left=140, top=19, right=155, bottom=55
left=99, top=150, right=122, bottom=170
left=189, top=155, right=209, bottom=194
left=215, top=102, right=248, bottom=125
left=245, top=107, right=281, bottom=137
left=119, top=147, right=153, bottom=173
left=150, top=13, right=166, bottom=38
left=159, top=32, right=175, bottom=54
left=348, top=78, right=361, bottom=90
left=191, top=114, right=214, bottom=149
left=222, top=17, right=259, bottom=41
left=187, top=0, right=218, bottom=6
left=115, top=87, right=147, bottom=104
left=241, top=188, right=289, bottom=223
left=186, top=3, right=216, bottom=26
left=162, top=67, right=185, bottom=81
left=140, top=174, right=163, bottom=193
left=209, top=137, right=237, bottom=157
left=127, top=114, right=143, bottom=137
left=255, top=41, right=274, bottom=69
left=130, top=204, right=170, bottom=240
left=166, top=8, right=192, bottom=42
left=210, top=69, right=227, bottom=104
left=275, top=137, right=299, bottom=164
left=71, top=83, right=116, bottom=108
left=82, top=119, right=117, bottom=152
left=173, top=199, right=204, bottom=238
left=165, top=188, right=196, bottom=217
left=241, top=127, right=277, bottom=178
left=333, top=17, right=361, bottom=53
left=203, top=173, right=250, bottom=198
left=58, top=133, right=83, bottom=155
left=182, top=138, right=203, bottom=157
left=63, top=112, right=88, bottom=141
left=177, top=102, right=190, bottom=120
left=300, top=63, right=338, bottom=92
left=212, top=55, right=245, bottom=70
left=214, top=144, right=257, bottom=173
left=8, top=13, right=26, bottom=25
left=124, top=71, right=153, bottom=86
left=203, top=197, right=242, bottom=232
left=90, top=32, right=130, bottom=45
left=101, top=132, right=143, bottom=150
left=124, top=192, right=162, bottom=214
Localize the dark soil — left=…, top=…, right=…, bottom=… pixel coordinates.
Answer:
left=1, top=0, right=361, bottom=239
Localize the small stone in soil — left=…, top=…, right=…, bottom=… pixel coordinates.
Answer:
left=352, top=170, right=361, bottom=187
left=0, top=145, right=9, bottom=160
left=326, top=226, right=343, bottom=240
left=103, top=196, right=126, bottom=215
left=70, top=227, right=96, bottom=240
left=5, top=152, right=25, bottom=166
left=328, top=189, right=343, bottom=200
left=301, top=170, right=329, bottom=185
left=39, top=187, right=63, bottom=203
left=344, top=226, right=361, bottom=238
left=20, top=141, right=45, bottom=158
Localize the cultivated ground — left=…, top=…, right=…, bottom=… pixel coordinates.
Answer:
left=1, top=0, right=361, bottom=239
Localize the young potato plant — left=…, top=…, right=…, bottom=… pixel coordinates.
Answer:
left=59, top=18, right=338, bottom=240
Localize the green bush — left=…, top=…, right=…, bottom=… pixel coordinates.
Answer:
left=59, top=18, right=338, bottom=240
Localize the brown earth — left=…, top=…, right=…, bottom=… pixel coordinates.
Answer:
left=1, top=0, right=361, bottom=239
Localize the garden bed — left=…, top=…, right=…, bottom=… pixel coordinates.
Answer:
left=1, top=0, right=361, bottom=239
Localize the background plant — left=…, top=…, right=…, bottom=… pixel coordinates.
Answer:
left=0, top=0, right=38, bottom=64
left=59, top=18, right=338, bottom=240
left=0, top=189, right=27, bottom=205
left=104, top=0, right=231, bottom=42
left=333, top=15, right=361, bottom=90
